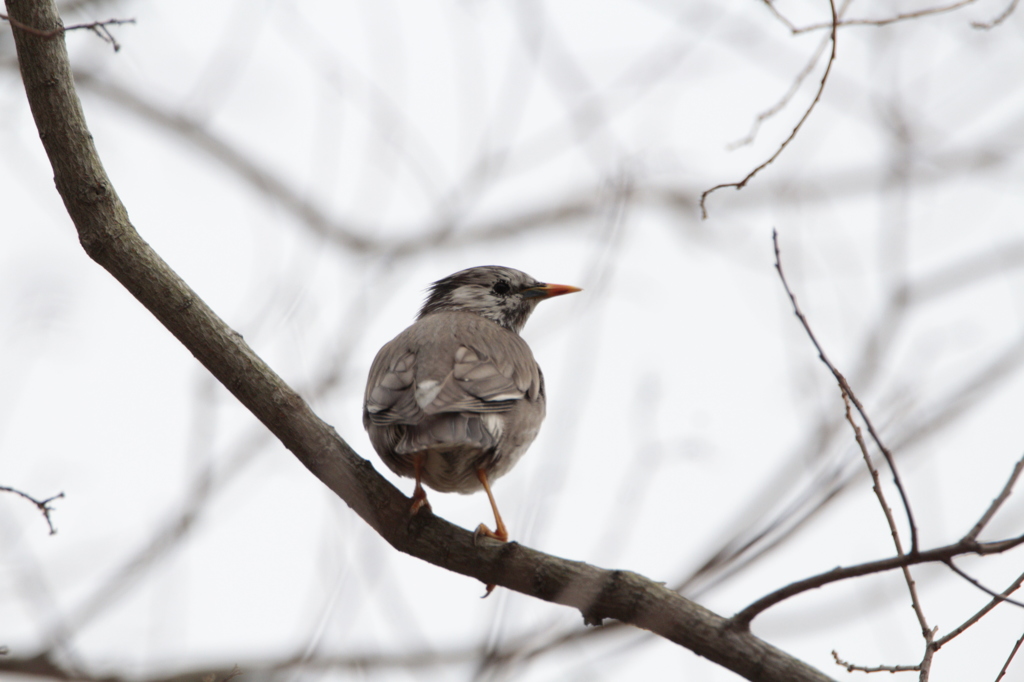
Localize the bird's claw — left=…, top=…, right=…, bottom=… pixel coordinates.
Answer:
left=410, top=497, right=431, bottom=515
left=410, top=483, right=431, bottom=515
left=474, top=523, right=508, bottom=544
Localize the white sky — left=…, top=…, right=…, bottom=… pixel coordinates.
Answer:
left=3, top=1, right=1024, bottom=680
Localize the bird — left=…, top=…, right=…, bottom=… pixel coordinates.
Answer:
left=363, top=266, right=580, bottom=542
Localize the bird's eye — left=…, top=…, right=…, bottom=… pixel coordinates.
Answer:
left=492, top=280, right=511, bottom=296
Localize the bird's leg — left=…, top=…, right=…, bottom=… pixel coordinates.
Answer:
left=410, top=453, right=431, bottom=514
left=474, top=468, right=508, bottom=542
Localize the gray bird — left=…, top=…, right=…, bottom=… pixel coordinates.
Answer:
left=363, top=266, right=580, bottom=541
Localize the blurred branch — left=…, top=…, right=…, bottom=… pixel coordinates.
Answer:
left=700, top=0, right=837, bottom=218
left=52, top=428, right=267, bottom=642
left=72, top=71, right=617, bottom=256
left=673, top=233, right=1024, bottom=602
left=728, top=451, right=1024, bottom=663
left=906, top=239, right=1024, bottom=304
left=2, top=0, right=832, bottom=679
left=722, top=234, right=1024, bottom=673
left=62, top=69, right=1022, bottom=255
left=50, top=289, right=379, bottom=646
left=0, top=646, right=493, bottom=681
left=585, top=242, right=1024, bottom=668
left=732, top=0, right=850, bottom=150
left=972, top=0, right=1019, bottom=28
left=0, top=485, right=64, bottom=535
left=71, top=71, right=376, bottom=252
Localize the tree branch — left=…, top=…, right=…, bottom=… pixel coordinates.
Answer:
left=729, top=532, right=1024, bottom=630
left=2, top=0, right=831, bottom=679
left=772, top=229, right=919, bottom=552
left=0, top=12, right=133, bottom=51
left=700, top=0, right=837, bottom=218
left=0, top=486, right=64, bottom=534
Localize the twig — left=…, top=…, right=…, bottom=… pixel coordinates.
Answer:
left=793, top=0, right=978, bottom=32
left=839, top=389, right=933, bottom=662
left=734, top=0, right=852, bottom=150
left=0, top=486, right=64, bottom=535
left=973, top=0, right=1020, bottom=29
left=935, top=569, right=1024, bottom=649
left=831, top=650, right=919, bottom=673
left=944, top=559, right=1024, bottom=609
left=725, top=234, right=1024, bottom=632
left=0, top=14, right=134, bottom=52
left=728, top=531, right=1024, bottom=629
left=772, top=229, right=919, bottom=553
left=841, top=392, right=903, bottom=555
left=699, top=0, right=837, bottom=218
left=726, top=34, right=831, bottom=150
left=995, top=629, right=1024, bottom=681
left=842, top=389, right=937, bottom=673
left=967, top=453, right=1024, bottom=541
left=760, top=0, right=799, bottom=32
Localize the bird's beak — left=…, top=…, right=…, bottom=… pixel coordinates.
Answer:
left=523, top=283, right=582, bottom=299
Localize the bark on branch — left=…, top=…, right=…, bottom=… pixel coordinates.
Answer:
left=2, top=0, right=831, bottom=679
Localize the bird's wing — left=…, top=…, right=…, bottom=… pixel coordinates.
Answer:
left=364, top=313, right=542, bottom=425
left=364, top=346, right=421, bottom=425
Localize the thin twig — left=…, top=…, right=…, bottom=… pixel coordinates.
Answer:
left=935, top=569, right=1024, bottom=649
left=726, top=36, right=830, bottom=150
left=0, top=14, right=135, bottom=51
left=973, top=0, right=1019, bottom=28
left=0, top=486, right=64, bottom=535
left=725, top=234, right=1024, bottom=631
left=967, top=453, right=1024, bottom=541
left=842, top=392, right=903, bottom=555
left=772, top=229, right=919, bottom=552
left=728, top=532, right=1024, bottom=629
left=995, top=629, right=1024, bottom=681
left=831, top=650, right=919, bottom=673
left=700, top=0, right=837, bottom=218
left=760, top=0, right=799, bottom=32
left=734, top=0, right=852, bottom=149
left=944, top=559, right=1024, bottom=609
left=792, top=0, right=978, bottom=32
left=840, top=391, right=935, bottom=675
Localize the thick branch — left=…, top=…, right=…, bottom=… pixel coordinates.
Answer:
left=2, top=1, right=830, bottom=680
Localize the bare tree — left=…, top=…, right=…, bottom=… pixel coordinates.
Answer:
left=2, top=0, right=1024, bottom=680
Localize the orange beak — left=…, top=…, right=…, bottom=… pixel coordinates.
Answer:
left=524, top=282, right=582, bottom=299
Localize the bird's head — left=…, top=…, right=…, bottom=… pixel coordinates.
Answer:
left=418, top=266, right=580, bottom=333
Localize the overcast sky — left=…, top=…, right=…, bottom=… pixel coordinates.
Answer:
left=3, top=1, right=1024, bottom=680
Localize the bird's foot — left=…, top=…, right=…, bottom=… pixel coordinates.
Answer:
left=410, top=486, right=431, bottom=515
left=474, top=523, right=508, bottom=544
